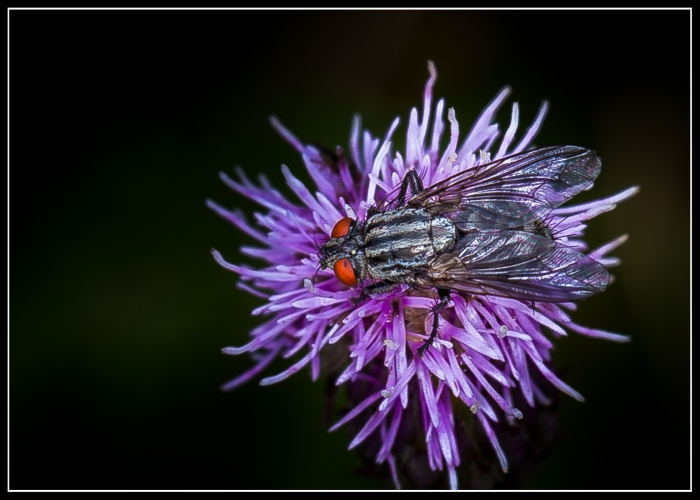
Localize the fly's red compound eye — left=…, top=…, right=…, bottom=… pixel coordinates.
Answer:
left=333, top=258, right=357, bottom=286
left=331, top=217, right=353, bottom=238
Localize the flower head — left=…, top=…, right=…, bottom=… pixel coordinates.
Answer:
left=208, top=62, right=637, bottom=490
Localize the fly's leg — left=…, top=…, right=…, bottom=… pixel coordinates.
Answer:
left=367, top=170, right=423, bottom=218
left=363, top=281, right=408, bottom=300
left=396, top=170, right=424, bottom=206
left=347, top=281, right=407, bottom=306
left=348, top=281, right=406, bottom=312
left=417, top=288, right=451, bottom=356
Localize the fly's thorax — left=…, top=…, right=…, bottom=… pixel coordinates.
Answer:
left=363, top=208, right=457, bottom=281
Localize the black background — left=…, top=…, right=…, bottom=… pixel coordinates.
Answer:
left=11, top=9, right=689, bottom=490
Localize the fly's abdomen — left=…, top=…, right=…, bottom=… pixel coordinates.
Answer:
left=363, top=208, right=456, bottom=281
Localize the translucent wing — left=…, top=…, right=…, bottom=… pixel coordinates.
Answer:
left=409, top=146, right=601, bottom=230
left=424, top=231, right=610, bottom=302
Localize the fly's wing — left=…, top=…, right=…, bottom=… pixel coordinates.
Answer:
left=409, top=146, right=601, bottom=231
left=425, top=231, right=610, bottom=302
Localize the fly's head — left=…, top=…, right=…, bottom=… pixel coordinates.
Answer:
left=318, top=217, right=368, bottom=287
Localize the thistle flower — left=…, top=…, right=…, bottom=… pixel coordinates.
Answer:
left=207, top=62, right=637, bottom=490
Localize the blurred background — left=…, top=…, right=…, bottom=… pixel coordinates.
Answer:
left=11, top=9, right=689, bottom=490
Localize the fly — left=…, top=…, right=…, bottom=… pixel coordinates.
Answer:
left=318, top=146, right=610, bottom=354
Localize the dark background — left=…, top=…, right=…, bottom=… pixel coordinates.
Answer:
left=11, top=9, right=689, bottom=490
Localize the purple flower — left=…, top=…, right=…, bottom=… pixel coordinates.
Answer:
left=207, top=62, right=638, bottom=490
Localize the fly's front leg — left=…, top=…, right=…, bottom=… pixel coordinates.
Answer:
left=417, top=288, right=451, bottom=356
left=363, top=281, right=408, bottom=300
left=396, top=170, right=424, bottom=207
left=367, top=170, right=424, bottom=218
left=348, top=280, right=407, bottom=311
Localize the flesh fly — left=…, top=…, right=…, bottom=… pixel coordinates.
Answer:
left=318, top=145, right=609, bottom=354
